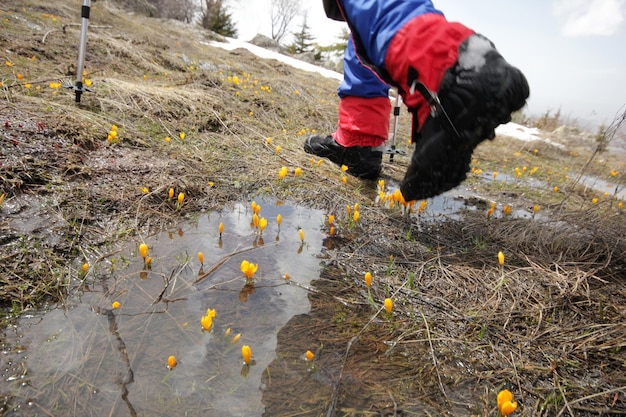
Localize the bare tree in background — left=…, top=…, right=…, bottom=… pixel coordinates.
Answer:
left=270, top=0, right=300, bottom=43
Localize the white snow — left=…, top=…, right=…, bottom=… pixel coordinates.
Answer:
left=495, top=122, right=541, bottom=142
left=207, top=37, right=343, bottom=81
left=495, top=122, right=565, bottom=149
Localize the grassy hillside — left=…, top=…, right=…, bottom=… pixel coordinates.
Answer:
left=1, top=1, right=625, bottom=415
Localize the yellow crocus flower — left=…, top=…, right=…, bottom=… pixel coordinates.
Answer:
left=167, top=355, right=177, bottom=369
left=418, top=200, right=428, bottom=214
left=384, top=298, right=393, bottom=314
left=139, top=243, right=148, bottom=259
left=364, top=272, right=372, bottom=288
left=240, top=260, right=258, bottom=279
left=497, top=389, right=513, bottom=409
left=305, top=350, right=315, bottom=361
left=201, top=314, right=213, bottom=331
left=112, top=301, right=121, bottom=309
left=298, top=228, right=304, bottom=242
left=198, top=252, right=204, bottom=264
left=497, top=390, right=518, bottom=415
left=241, top=345, right=252, bottom=365
left=498, top=251, right=505, bottom=266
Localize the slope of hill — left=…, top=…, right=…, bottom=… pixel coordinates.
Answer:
left=1, top=1, right=625, bottom=415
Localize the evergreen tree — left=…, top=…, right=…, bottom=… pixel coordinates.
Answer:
left=314, top=27, right=349, bottom=71
left=287, top=17, right=315, bottom=55
left=200, top=0, right=238, bottom=38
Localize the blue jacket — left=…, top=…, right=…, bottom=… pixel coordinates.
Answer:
left=325, top=0, right=443, bottom=68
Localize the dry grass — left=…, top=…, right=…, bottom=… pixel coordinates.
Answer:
left=1, top=1, right=625, bottom=415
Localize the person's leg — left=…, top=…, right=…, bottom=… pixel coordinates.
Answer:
left=383, top=14, right=529, bottom=200
left=304, top=38, right=391, bottom=180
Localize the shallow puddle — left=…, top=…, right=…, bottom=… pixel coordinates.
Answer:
left=1, top=200, right=327, bottom=416
left=578, top=174, right=625, bottom=200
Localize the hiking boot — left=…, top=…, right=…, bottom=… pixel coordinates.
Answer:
left=399, top=115, right=474, bottom=201
left=304, top=135, right=382, bottom=180
left=400, top=34, right=529, bottom=201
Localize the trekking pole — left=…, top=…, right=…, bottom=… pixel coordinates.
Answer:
left=386, top=89, right=406, bottom=162
left=65, top=0, right=93, bottom=103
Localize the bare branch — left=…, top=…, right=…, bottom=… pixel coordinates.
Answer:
left=270, top=0, right=300, bottom=43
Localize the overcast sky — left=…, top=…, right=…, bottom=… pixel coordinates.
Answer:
left=230, top=0, right=626, bottom=128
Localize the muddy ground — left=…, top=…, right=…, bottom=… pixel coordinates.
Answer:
left=1, top=1, right=626, bottom=416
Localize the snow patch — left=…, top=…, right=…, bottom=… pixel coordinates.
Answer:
left=496, top=122, right=566, bottom=149
left=207, top=37, right=343, bottom=81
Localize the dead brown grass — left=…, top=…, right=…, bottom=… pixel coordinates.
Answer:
left=1, top=1, right=625, bottom=415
